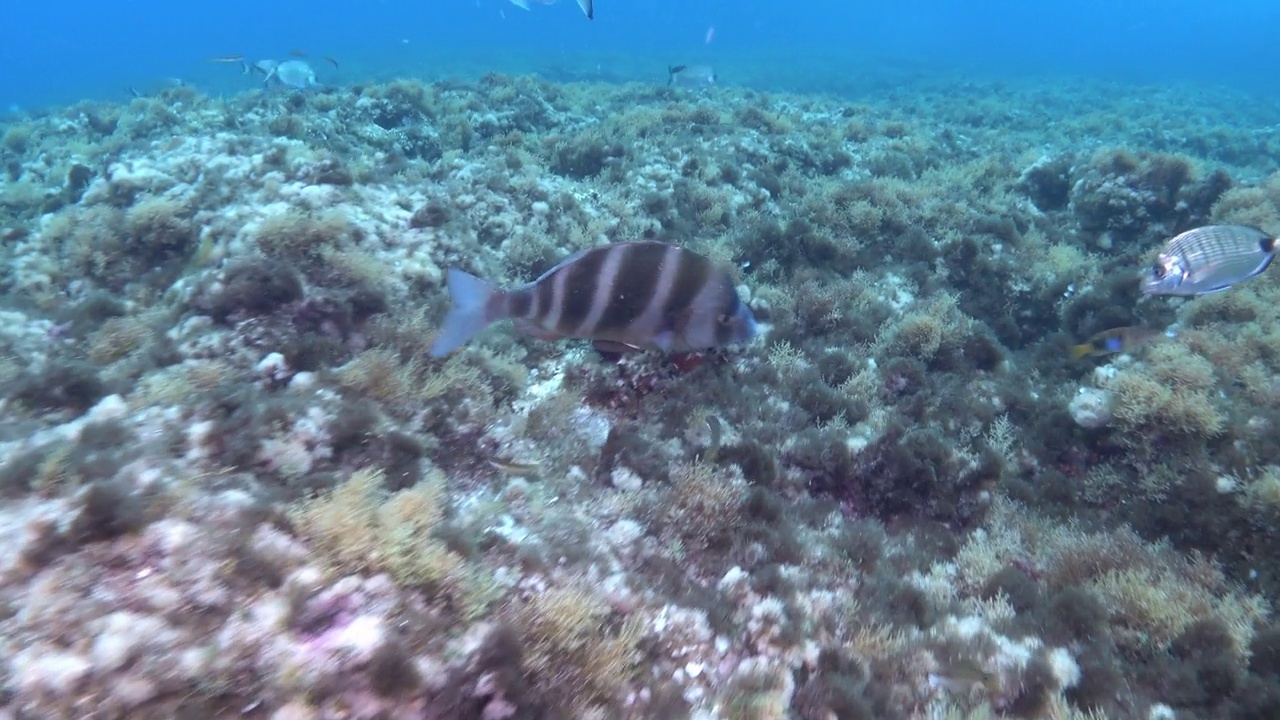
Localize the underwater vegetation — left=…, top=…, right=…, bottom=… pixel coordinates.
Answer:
left=1, top=71, right=1280, bottom=719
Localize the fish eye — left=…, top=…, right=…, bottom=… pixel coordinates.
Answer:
left=1151, top=263, right=1165, bottom=279
left=717, top=313, right=733, bottom=325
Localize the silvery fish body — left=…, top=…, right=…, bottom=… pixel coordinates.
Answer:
left=270, top=60, right=319, bottom=89
left=429, top=242, right=757, bottom=357
left=668, top=65, right=716, bottom=89
left=1142, top=225, right=1277, bottom=296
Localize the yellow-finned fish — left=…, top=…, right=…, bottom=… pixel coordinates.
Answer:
left=429, top=242, right=758, bottom=357
left=1071, top=326, right=1159, bottom=360
left=1142, top=225, right=1277, bottom=296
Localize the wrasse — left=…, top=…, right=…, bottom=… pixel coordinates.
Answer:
left=489, top=459, right=542, bottom=478
left=208, top=54, right=246, bottom=64
left=429, top=242, right=758, bottom=357
left=1071, top=325, right=1159, bottom=360
left=1142, top=225, right=1277, bottom=296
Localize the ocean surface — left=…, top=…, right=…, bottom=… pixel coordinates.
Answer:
left=5, top=0, right=1280, bottom=109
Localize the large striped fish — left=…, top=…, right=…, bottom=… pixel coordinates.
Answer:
left=429, top=242, right=757, bottom=357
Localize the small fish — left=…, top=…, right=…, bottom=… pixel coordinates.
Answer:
left=1142, top=225, right=1277, bottom=296
left=928, top=657, right=1001, bottom=698
left=668, top=64, right=716, bottom=89
left=701, top=415, right=723, bottom=463
left=508, top=0, right=593, bottom=19
left=429, top=242, right=758, bottom=357
left=489, top=459, right=542, bottom=478
left=208, top=54, right=246, bottom=64
left=1071, top=325, right=1158, bottom=360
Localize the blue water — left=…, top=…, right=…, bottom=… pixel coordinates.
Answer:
left=3, top=0, right=1280, bottom=111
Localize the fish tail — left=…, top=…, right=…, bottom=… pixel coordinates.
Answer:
left=1070, top=343, right=1093, bottom=360
left=429, top=268, right=502, bottom=357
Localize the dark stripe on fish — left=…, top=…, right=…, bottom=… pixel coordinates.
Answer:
left=553, top=245, right=610, bottom=334
left=507, top=288, right=532, bottom=319
left=573, top=242, right=628, bottom=336
left=714, top=293, right=742, bottom=345
left=594, top=243, right=666, bottom=335
left=661, top=246, right=711, bottom=328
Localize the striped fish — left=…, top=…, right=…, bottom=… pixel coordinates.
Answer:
left=429, top=242, right=757, bottom=357
left=1142, top=225, right=1278, bottom=296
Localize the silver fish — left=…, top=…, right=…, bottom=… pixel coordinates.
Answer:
left=668, top=65, right=716, bottom=89
left=1142, top=225, right=1277, bottom=296
left=429, top=242, right=757, bottom=357
left=265, top=60, right=319, bottom=89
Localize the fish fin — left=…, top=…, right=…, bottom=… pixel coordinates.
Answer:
left=429, top=268, right=501, bottom=357
left=1253, top=252, right=1276, bottom=278
left=593, top=340, right=643, bottom=354
left=512, top=318, right=563, bottom=342
left=667, top=65, right=685, bottom=86
left=509, top=0, right=532, bottom=10
left=1070, top=343, right=1093, bottom=360
left=576, top=0, right=593, bottom=19
left=322, top=56, right=340, bottom=70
